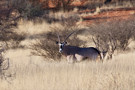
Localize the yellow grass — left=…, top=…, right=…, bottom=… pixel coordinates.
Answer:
left=14, top=19, right=51, bottom=35
left=0, top=48, right=135, bottom=90
left=1, top=20, right=135, bottom=90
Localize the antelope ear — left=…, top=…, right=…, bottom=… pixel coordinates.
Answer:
left=56, top=41, right=59, bottom=44
left=64, top=42, right=67, bottom=44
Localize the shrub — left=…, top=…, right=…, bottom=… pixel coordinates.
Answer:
left=89, top=18, right=135, bottom=59
left=30, top=23, right=86, bottom=61
left=0, top=27, right=26, bottom=49
left=0, top=3, right=26, bottom=49
left=0, top=46, right=9, bottom=76
left=9, top=0, right=44, bottom=20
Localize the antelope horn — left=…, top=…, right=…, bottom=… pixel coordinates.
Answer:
left=64, top=31, right=76, bottom=42
left=57, top=33, right=61, bottom=43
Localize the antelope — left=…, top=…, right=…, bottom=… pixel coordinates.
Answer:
left=56, top=31, right=103, bottom=63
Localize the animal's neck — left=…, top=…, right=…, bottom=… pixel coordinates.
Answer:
left=61, top=45, right=79, bottom=56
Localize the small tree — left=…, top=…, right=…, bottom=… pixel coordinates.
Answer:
left=89, top=19, right=135, bottom=59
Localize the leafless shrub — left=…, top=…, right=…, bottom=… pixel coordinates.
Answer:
left=89, top=19, right=135, bottom=59
left=59, top=14, right=80, bottom=26
left=0, top=45, right=15, bottom=83
left=0, top=46, right=9, bottom=76
left=30, top=23, right=86, bottom=61
left=0, top=3, right=25, bottom=49
left=9, top=0, right=44, bottom=20
left=0, top=27, right=26, bottom=49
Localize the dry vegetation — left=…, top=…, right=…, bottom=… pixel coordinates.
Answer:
left=89, top=19, right=135, bottom=59
left=29, top=18, right=135, bottom=60
left=0, top=49, right=135, bottom=90
left=30, top=23, right=87, bottom=60
left=1, top=0, right=135, bottom=90
left=0, top=17, right=135, bottom=90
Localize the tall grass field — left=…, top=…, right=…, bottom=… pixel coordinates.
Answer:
left=1, top=19, right=135, bottom=90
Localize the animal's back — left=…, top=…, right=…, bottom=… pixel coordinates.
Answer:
left=77, top=47, right=101, bottom=60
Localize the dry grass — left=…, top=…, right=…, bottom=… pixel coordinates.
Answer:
left=1, top=17, right=135, bottom=90
left=100, top=1, right=134, bottom=10
left=0, top=48, right=135, bottom=90
left=15, top=19, right=51, bottom=35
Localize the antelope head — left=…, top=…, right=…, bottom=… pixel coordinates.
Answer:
left=56, top=31, right=76, bottom=53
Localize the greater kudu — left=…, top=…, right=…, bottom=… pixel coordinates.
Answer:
left=56, top=31, right=103, bottom=63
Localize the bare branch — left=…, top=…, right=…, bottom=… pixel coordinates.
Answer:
left=1, top=58, right=9, bottom=70
left=92, top=36, right=100, bottom=49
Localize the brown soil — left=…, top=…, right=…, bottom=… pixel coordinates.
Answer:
left=80, top=8, right=135, bottom=25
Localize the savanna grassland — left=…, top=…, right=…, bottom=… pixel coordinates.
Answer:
left=1, top=0, right=135, bottom=90
left=0, top=19, right=135, bottom=90
left=1, top=49, right=135, bottom=90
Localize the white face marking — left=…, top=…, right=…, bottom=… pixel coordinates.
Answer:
left=58, top=43, right=65, bottom=53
